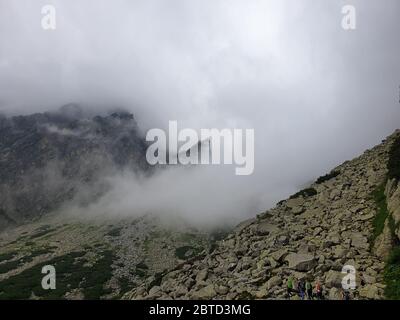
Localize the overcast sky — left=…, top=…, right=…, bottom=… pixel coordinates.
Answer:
left=1, top=0, right=399, bottom=224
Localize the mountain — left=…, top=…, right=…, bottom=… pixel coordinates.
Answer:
left=0, top=106, right=217, bottom=299
left=0, top=104, right=150, bottom=230
left=1, top=107, right=399, bottom=300
left=124, top=130, right=400, bottom=300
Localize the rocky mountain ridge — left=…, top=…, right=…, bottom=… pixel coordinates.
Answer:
left=125, top=130, right=400, bottom=300
left=0, top=105, right=150, bottom=230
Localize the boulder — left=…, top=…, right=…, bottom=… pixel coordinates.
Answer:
left=325, top=270, right=343, bottom=288
left=373, top=219, right=393, bottom=260
left=271, top=249, right=288, bottom=263
left=256, top=222, right=279, bottom=236
left=286, top=197, right=305, bottom=209
left=148, top=286, right=162, bottom=297
left=292, top=206, right=305, bottom=215
left=285, top=253, right=317, bottom=271
left=359, top=285, right=380, bottom=300
left=333, top=246, right=348, bottom=259
left=195, top=269, right=208, bottom=283
left=328, top=287, right=342, bottom=300
left=233, top=218, right=256, bottom=234
left=349, top=232, right=369, bottom=250
left=191, top=284, right=217, bottom=300
left=266, top=276, right=282, bottom=289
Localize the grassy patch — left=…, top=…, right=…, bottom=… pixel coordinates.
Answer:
left=380, top=133, right=400, bottom=299
left=289, top=187, right=317, bottom=200
left=315, top=170, right=340, bottom=184
left=384, top=246, right=400, bottom=299
left=0, top=252, right=17, bottom=262
left=0, top=246, right=57, bottom=274
left=0, top=250, right=115, bottom=299
left=370, top=184, right=390, bottom=244
left=0, top=260, right=21, bottom=274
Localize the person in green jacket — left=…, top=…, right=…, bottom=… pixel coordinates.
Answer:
left=287, top=277, right=294, bottom=297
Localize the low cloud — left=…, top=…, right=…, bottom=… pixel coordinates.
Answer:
left=1, top=0, right=400, bottom=225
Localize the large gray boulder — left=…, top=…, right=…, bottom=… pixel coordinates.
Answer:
left=191, top=284, right=217, bottom=300
left=325, top=270, right=343, bottom=288
left=285, top=253, right=317, bottom=271
left=349, top=232, right=369, bottom=250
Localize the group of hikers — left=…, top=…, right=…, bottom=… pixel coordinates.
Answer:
left=286, top=277, right=351, bottom=300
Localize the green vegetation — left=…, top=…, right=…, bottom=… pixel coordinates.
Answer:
left=315, top=170, right=340, bottom=184
left=382, top=134, right=400, bottom=299
left=370, top=184, right=390, bottom=244
left=175, top=246, right=194, bottom=259
left=388, top=135, right=400, bottom=180
left=0, top=250, right=115, bottom=299
left=0, top=246, right=58, bottom=275
left=384, top=246, right=400, bottom=299
left=277, top=199, right=285, bottom=206
left=0, top=260, right=21, bottom=274
left=289, top=187, right=317, bottom=200
left=0, top=251, right=16, bottom=262
left=370, top=171, right=400, bottom=298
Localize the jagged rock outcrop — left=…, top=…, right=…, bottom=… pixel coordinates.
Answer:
left=0, top=104, right=150, bottom=230
left=125, top=130, right=400, bottom=300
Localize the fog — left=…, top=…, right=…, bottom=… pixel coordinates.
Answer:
left=1, top=0, right=400, bottom=226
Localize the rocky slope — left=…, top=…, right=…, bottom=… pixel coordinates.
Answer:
left=125, top=130, right=400, bottom=300
left=0, top=104, right=149, bottom=230
left=1, top=106, right=399, bottom=300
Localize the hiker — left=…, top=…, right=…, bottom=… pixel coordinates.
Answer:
left=287, top=277, right=294, bottom=297
left=292, top=278, right=298, bottom=293
left=315, top=281, right=323, bottom=300
left=341, top=289, right=350, bottom=301
left=298, top=280, right=305, bottom=300
left=305, top=281, right=313, bottom=300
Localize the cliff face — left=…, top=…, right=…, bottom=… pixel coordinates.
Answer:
left=126, top=130, right=400, bottom=300
left=386, top=180, right=400, bottom=240
left=0, top=105, right=150, bottom=230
